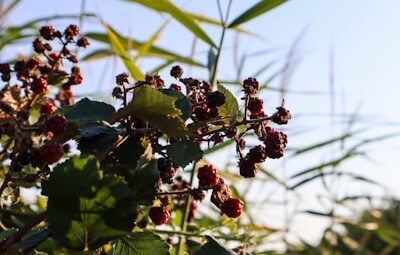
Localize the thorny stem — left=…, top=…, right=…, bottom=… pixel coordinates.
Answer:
left=177, top=162, right=197, bottom=255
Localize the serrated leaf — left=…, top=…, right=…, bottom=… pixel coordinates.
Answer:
left=228, top=0, right=288, bottom=28
left=62, top=98, right=116, bottom=124
left=109, top=86, right=189, bottom=138
left=79, top=122, right=120, bottom=138
left=195, top=236, right=236, bottom=255
left=103, top=22, right=144, bottom=80
left=217, top=83, right=239, bottom=123
left=161, top=89, right=192, bottom=120
left=114, top=232, right=169, bottom=255
left=42, top=156, right=137, bottom=250
left=166, top=141, right=203, bottom=168
left=124, top=0, right=216, bottom=48
left=129, top=159, right=159, bottom=205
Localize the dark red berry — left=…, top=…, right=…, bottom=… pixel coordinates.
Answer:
left=158, top=158, right=177, bottom=183
left=76, top=37, right=90, bottom=48
left=46, top=115, right=67, bottom=135
left=170, top=83, right=182, bottom=92
left=243, top=77, right=259, bottom=94
left=191, top=189, right=206, bottom=201
left=40, top=100, right=56, bottom=116
left=247, top=97, right=263, bottom=114
left=207, top=91, right=226, bottom=107
left=247, top=145, right=266, bottom=163
left=188, top=200, right=198, bottom=222
left=64, top=24, right=80, bottom=41
left=221, top=198, right=243, bottom=218
left=33, top=38, right=46, bottom=53
left=69, top=66, right=83, bottom=85
left=25, top=57, right=41, bottom=71
left=197, top=164, right=219, bottom=188
left=39, top=26, right=56, bottom=40
left=264, top=127, right=288, bottom=159
left=0, top=63, right=10, bottom=75
left=149, top=206, right=170, bottom=225
left=41, top=141, right=64, bottom=163
left=31, top=77, right=48, bottom=94
left=16, top=152, right=31, bottom=166
left=63, top=144, right=71, bottom=153
left=239, top=158, right=257, bottom=178
left=170, top=65, right=183, bottom=78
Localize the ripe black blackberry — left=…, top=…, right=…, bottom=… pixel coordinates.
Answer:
left=247, top=97, right=263, bottom=114
left=239, top=158, right=257, bottom=178
left=247, top=145, right=266, bottom=163
left=207, top=91, right=226, bottom=107
left=170, top=65, right=183, bottom=79
left=243, top=77, right=259, bottom=94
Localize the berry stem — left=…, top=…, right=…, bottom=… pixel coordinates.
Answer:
left=177, top=162, right=197, bottom=255
left=156, top=189, right=192, bottom=196
left=153, top=229, right=248, bottom=241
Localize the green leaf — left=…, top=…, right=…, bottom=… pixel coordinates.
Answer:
left=79, top=122, right=120, bottom=138
left=217, top=83, right=239, bottom=123
left=133, top=21, right=168, bottom=62
left=103, top=135, right=145, bottom=169
left=228, top=0, right=288, bottom=28
left=161, top=89, right=192, bottom=120
left=42, top=156, right=137, bottom=250
left=128, top=159, right=160, bottom=205
left=102, top=22, right=144, bottom=80
left=195, top=236, right=236, bottom=255
left=78, top=133, right=119, bottom=158
left=124, top=0, right=216, bottom=47
left=114, top=232, right=169, bottom=255
left=166, top=141, right=203, bottom=168
left=62, top=98, right=116, bottom=124
left=109, top=86, right=189, bottom=138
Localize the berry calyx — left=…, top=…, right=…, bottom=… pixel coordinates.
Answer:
left=207, top=91, right=226, bottom=107
left=31, top=77, right=48, bottom=94
left=149, top=206, right=170, bottom=225
left=247, top=97, right=263, bottom=114
left=197, top=164, right=219, bottom=188
left=46, top=115, right=67, bottom=135
left=221, top=198, right=243, bottom=218
left=41, top=141, right=64, bottom=163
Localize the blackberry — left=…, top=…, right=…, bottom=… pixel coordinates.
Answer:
left=264, top=128, right=288, bottom=159
left=247, top=145, right=266, bottom=163
left=207, top=91, right=226, bottom=107
left=76, top=37, right=90, bottom=48
left=39, top=26, right=56, bottom=40
left=239, top=158, right=257, bottom=178
left=40, top=101, right=56, bottom=116
left=243, top=77, right=259, bottom=94
left=149, top=206, right=170, bottom=225
left=170, top=83, right=182, bottom=92
left=170, top=65, right=183, bottom=79
left=197, top=164, right=219, bottom=188
left=41, top=141, right=64, bottom=163
left=31, top=77, right=48, bottom=94
left=221, top=198, right=243, bottom=218
left=46, top=115, right=67, bottom=135
left=247, top=97, right=263, bottom=114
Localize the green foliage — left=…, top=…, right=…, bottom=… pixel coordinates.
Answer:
left=166, top=141, right=203, bottom=168
left=195, top=236, right=236, bottom=255
left=114, top=232, right=170, bottom=255
left=42, top=156, right=137, bottom=250
left=228, top=0, right=288, bottom=28
left=216, top=83, right=239, bottom=124
left=110, top=86, right=189, bottom=138
left=62, top=98, right=116, bottom=124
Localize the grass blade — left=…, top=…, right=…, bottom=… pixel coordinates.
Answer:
left=228, top=0, right=288, bottom=28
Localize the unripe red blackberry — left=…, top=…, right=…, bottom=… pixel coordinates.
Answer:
left=64, top=24, right=80, bottom=41
left=207, top=91, right=226, bottom=107
left=221, top=198, right=243, bottom=218
left=76, top=37, right=90, bottom=48
left=40, top=100, right=56, bottom=116
left=247, top=97, right=263, bottom=114
left=33, top=38, right=46, bottom=53
left=197, top=164, right=219, bottom=188
left=31, top=77, right=48, bottom=94
left=149, top=206, right=170, bottom=225
left=247, top=145, right=266, bottom=163
left=239, top=158, right=257, bottom=178
left=46, top=115, right=67, bottom=135
left=41, top=141, right=64, bottom=163
left=25, top=57, right=41, bottom=71
left=170, top=83, right=182, bottom=92
left=264, top=128, right=288, bottom=159
left=39, top=26, right=56, bottom=40
left=243, top=77, right=259, bottom=94
left=170, top=65, right=183, bottom=79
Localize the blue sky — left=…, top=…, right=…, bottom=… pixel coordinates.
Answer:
left=4, top=0, right=400, bottom=245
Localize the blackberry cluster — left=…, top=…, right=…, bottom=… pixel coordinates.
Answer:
left=0, top=25, right=87, bottom=178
